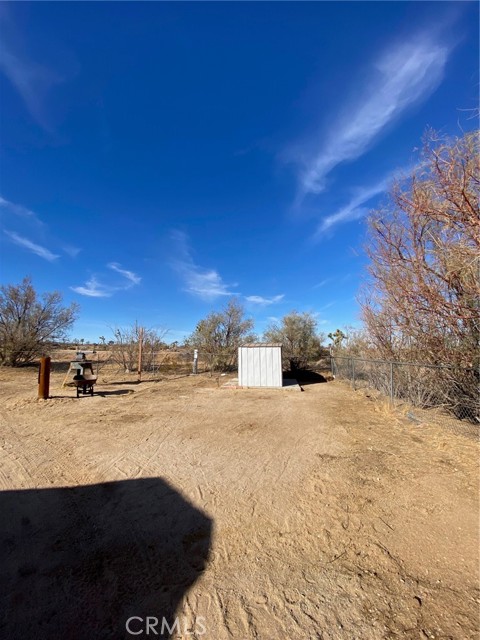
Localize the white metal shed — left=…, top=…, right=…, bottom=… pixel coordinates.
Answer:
left=238, top=343, right=283, bottom=388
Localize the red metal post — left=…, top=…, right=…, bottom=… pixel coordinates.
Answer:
left=38, top=356, right=51, bottom=400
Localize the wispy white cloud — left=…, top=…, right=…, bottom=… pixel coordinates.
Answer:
left=0, top=196, right=81, bottom=260
left=299, top=33, right=450, bottom=195
left=71, top=262, right=141, bottom=298
left=71, top=277, right=112, bottom=298
left=185, top=270, right=234, bottom=300
left=171, top=230, right=236, bottom=301
left=0, top=5, right=67, bottom=132
left=313, top=159, right=422, bottom=239
left=0, top=195, right=44, bottom=226
left=312, top=278, right=331, bottom=290
left=108, top=262, right=141, bottom=286
left=0, top=41, right=63, bottom=131
left=4, top=230, right=59, bottom=261
left=314, top=178, right=390, bottom=239
left=245, top=294, right=285, bottom=306
left=320, top=301, right=336, bottom=311
left=62, top=244, right=82, bottom=258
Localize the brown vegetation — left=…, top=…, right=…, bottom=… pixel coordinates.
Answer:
left=360, top=130, right=479, bottom=368
left=0, top=277, right=79, bottom=367
left=345, top=130, right=480, bottom=421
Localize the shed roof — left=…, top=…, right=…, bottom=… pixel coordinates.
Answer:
left=239, top=343, right=282, bottom=348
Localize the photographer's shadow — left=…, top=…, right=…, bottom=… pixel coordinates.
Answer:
left=0, top=478, right=212, bottom=639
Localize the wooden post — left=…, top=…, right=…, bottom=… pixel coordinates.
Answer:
left=137, top=327, right=144, bottom=382
left=38, top=356, right=51, bottom=399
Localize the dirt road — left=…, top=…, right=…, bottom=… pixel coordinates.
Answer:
left=0, top=366, right=478, bottom=639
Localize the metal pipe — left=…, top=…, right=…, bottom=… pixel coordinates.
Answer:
left=38, top=356, right=51, bottom=400
left=137, top=327, right=144, bottom=382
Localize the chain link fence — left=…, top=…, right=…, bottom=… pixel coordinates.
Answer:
left=123, top=349, right=209, bottom=379
left=330, top=355, right=479, bottom=439
left=52, top=345, right=243, bottom=385
left=51, top=349, right=208, bottom=380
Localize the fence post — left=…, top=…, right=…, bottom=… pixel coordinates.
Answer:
left=193, top=349, right=198, bottom=375
left=352, top=358, right=356, bottom=390
left=38, top=356, right=51, bottom=400
left=390, top=361, right=394, bottom=407
left=137, top=327, right=144, bottom=382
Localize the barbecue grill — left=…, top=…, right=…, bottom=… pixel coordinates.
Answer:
left=69, top=351, right=97, bottom=397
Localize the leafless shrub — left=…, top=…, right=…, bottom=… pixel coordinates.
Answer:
left=109, top=323, right=168, bottom=373
left=356, top=129, right=479, bottom=418
left=0, top=277, right=79, bottom=366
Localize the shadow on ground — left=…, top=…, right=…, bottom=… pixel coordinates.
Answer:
left=95, top=390, right=135, bottom=397
left=0, top=478, right=212, bottom=639
left=100, top=380, right=143, bottom=386
left=285, top=368, right=328, bottom=386
left=52, top=390, right=134, bottom=399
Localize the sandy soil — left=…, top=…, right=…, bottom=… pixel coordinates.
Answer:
left=0, top=361, right=478, bottom=640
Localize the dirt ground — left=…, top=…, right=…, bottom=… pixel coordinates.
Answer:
left=0, top=358, right=478, bottom=640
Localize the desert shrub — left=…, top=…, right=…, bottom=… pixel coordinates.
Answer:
left=109, top=323, right=168, bottom=373
left=186, top=299, right=254, bottom=372
left=0, top=277, right=79, bottom=366
left=264, top=311, right=325, bottom=370
left=356, top=129, right=479, bottom=417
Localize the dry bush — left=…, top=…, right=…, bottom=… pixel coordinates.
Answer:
left=264, top=311, right=325, bottom=370
left=360, top=130, right=479, bottom=367
left=357, top=129, right=479, bottom=419
left=109, top=323, right=168, bottom=373
left=0, top=278, right=79, bottom=366
left=186, top=299, right=254, bottom=373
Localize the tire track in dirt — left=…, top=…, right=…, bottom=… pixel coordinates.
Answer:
left=1, top=368, right=478, bottom=639
left=0, top=419, right=92, bottom=488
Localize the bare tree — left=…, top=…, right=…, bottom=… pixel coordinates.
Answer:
left=186, top=298, right=255, bottom=372
left=359, top=130, right=479, bottom=417
left=0, top=277, right=79, bottom=366
left=360, top=130, right=479, bottom=368
left=109, top=323, right=169, bottom=373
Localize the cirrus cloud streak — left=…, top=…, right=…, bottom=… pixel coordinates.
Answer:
left=170, top=230, right=237, bottom=301
left=245, top=294, right=285, bottom=306
left=299, top=33, right=451, bottom=195
left=4, top=230, right=59, bottom=261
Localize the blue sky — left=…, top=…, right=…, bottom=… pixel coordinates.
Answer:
left=0, top=2, right=478, bottom=344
